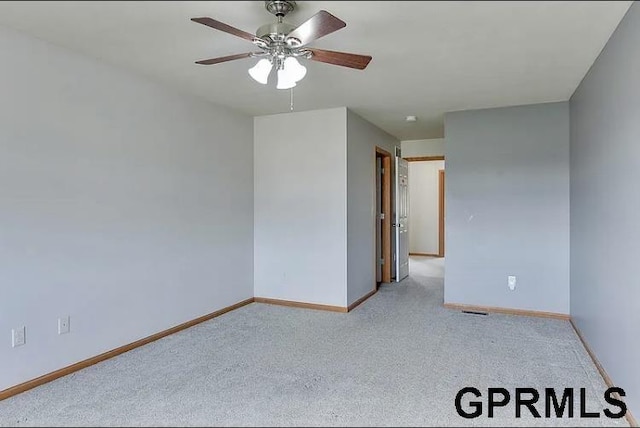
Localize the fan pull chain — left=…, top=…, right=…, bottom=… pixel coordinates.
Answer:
left=290, top=87, right=294, bottom=111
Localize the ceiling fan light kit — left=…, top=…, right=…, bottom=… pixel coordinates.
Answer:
left=248, top=58, right=273, bottom=84
left=191, top=0, right=372, bottom=90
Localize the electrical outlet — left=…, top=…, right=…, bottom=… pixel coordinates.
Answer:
left=508, top=276, right=517, bottom=291
left=58, top=316, right=70, bottom=335
left=12, top=326, right=25, bottom=347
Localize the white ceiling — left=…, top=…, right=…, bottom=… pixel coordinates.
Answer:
left=0, top=1, right=632, bottom=140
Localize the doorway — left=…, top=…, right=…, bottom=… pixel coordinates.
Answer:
left=375, top=147, right=392, bottom=284
left=405, top=156, right=445, bottom=258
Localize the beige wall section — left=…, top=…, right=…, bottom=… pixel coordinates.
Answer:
left=401, top=138, right=445, bottom=157
left=408, top=161, right=445, bottom=254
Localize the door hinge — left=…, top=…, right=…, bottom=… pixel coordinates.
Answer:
left=379, top=258, right=385, bottom=265
left=380, top=167, right=385, bottom=175
left=379, top=213, right=385, bottom=220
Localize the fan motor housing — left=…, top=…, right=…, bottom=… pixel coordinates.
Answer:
left=256, top=21, right=296, bottom=41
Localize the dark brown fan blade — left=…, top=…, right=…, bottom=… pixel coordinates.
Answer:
left=191, top=17, right=256, bottom=42
left=195, top=53, right=255, bottom=65
left=307, top=48, right=372, bottom=70
left=285, top=10, right=346, bottom=46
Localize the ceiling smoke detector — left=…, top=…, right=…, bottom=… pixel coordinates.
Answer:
left=406, top=115, right=417, bottom=122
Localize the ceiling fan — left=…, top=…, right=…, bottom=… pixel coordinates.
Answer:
left=191, top=0, right=372, bottom=89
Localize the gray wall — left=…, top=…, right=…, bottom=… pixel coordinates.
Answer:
left=254, top=108, right=348, bottom=307
left=0, top=26, right=254, bottom=391
left=401, top=139, right=445, bottom=158
left=346, top=110, right=398, bottom=305
left=570, top=3, right=639, bottom=417
left=444, top=102, right=570, bottom=314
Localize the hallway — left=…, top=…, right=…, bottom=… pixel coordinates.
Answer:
left=409, top=255, right=444, bottom=280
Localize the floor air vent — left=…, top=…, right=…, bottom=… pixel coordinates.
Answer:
left=462, top=310, right=488, bottom=316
